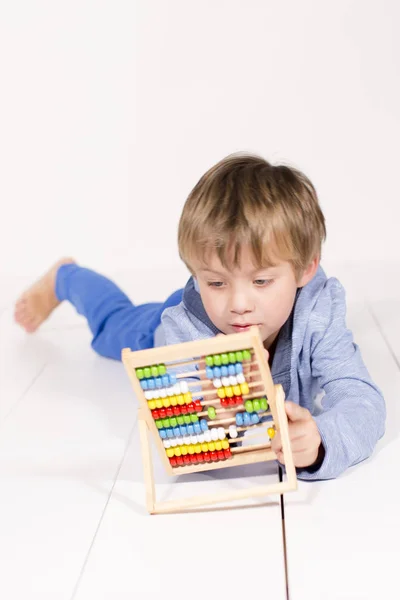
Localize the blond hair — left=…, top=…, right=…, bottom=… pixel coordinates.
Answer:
left=178, top=153, right=326, bottom=279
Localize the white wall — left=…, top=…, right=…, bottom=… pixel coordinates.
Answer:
left=1, top=1, right=399, bottom=284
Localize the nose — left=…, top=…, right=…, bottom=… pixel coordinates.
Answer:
left=229, top=289, right=253, bottom=315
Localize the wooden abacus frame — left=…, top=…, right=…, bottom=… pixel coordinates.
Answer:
left=122, top=326, right=297, bottom=514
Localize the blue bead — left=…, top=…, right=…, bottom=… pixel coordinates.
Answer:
left=180, top=425, right=187, bottom=436
left=159, top=429, right=167, bottom=439
left=251, top=413, right=260, bottom=424
left=170, top=373, right=177, bottom=384
left=235, top=363, right=243, bottom=374
left=200, top=419, right=208, bottom=431
left=155, top=377, right=162, bottom=388
left=236, top=412, right=244, bottom=426
left=228, top=364, right=236, bottom=376
left=173, top=427, right=181, bottom=437
left=162, top=375, right=170, bottom=386
left=194, top=423, right=201, bottom=434
left=221, top=366, right=228, bottom=377
left=166, top=428, right=174, bottom=438
left=243, top=412, right=251, bottom=426
left=141, top=379, right=148, bottom=390
left=187, top=424, right=194, bottom=435
left=213, top=366, right=221, bottom=378
left=206, top=366, right=214, bottom=379
left=148, top=378, right=155, bottom=389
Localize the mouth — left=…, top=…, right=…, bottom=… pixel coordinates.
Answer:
left=230, top=323, right=260, bottom=332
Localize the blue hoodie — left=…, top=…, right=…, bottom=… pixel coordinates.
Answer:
left=156, top=266, right=386, bottom=480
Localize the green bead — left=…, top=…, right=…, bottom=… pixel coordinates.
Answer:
left=136, top=368, right=144, bottom=380
left=213, top=354, right=222, bottom=366
left=191, top=414, right=199, bottom=423
left=245, top=400, right=254, bottom=413
left=260, top=397, right=268, bottom=411
left=228, top=352, right=236, bottom=363
left=207, top=406, right=216, bottom=419
left=243, top=349, right=252, bottom=361
left=253, top=400, right=261, bottom=412
left=162, top=418, right=170, bottom=428
left=155, top=420, right=163, bottom=429
left=158, top=364, right=167, bottom=375
left=184, top=415, right=191, bottom=425
left=170, top=417, right=177, bottom=427
left=144, top=367, right=151, bottom=378
left=235, top=351, right=244, bottom=362
left=177, top=416, right=184, bottom=426
left=205, top=355, right=214, bottom=367
left=221, top=353, right=229, bottom=365
left=151, top=365, right=159, bottom=377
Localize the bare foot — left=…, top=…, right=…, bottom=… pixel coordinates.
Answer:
left=14, top=258, right=76, bottom=333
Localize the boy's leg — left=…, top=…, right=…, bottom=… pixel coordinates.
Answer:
left=14, top=259, right=183, bottom=361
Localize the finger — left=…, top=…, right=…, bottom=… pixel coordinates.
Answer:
left=285, top=401, right=312, bottom=422
left=288, top=422, right=313, bottom=443
left=271, top=430, right=282, bottom=455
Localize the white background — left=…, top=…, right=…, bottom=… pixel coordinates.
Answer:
left=1, top=0, right=399, bottom=289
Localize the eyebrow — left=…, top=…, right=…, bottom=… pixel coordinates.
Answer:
left=199, top=266, right=279, bottom=276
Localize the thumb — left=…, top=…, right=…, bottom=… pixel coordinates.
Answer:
left=285, top=401, right=310, bottom=422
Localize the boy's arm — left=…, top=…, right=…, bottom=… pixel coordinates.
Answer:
left=297, top=281, right=386, bottom=481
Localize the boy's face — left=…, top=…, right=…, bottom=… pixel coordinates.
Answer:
left=193, top=246, right=318, bottom=350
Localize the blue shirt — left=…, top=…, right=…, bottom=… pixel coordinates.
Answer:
left=157, top=266, right=386, bottom=480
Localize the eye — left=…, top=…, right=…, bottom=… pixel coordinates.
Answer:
left=254, top=279, right=272, bottom=287
left=207, top=281, right=224, bottom=288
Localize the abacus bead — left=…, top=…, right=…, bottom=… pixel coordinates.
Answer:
left=222, top=439, right=229, bottom=450
left=166, top=407, right=173, bottom=417
left=177, top=416, right=184, bottom=425
left=225, top=386, right=233, bottom=397
left=208, top=406, right=216, bottom=419
left=136, top=368, right=144, bottom=380
left=213, top=354, right=222, bottom=366
left=167, top=428, right=174, bottom=438
left=148, top=400, right=156, bottom=411
left=184, top=392, right=192, bottom=404
left=213, top=378, right=222, bottom=389
left=236, top=373, right=245, bottom=384
left=208, top=442, right=216, bottom=452
left=221, top=376, right=230, bottom=387
left=204, top=452, right=211, bottom=462
left=155, top=399, right=163, bottom=409
left=170, top=417, right=177, bottom=428
left=155, top=377, right=162, bottom=388
left=218, top=427, right=225, bottom=440
left=170, top=457, right=177, bottom=467
left=181, top=445, right=188, bottom=456
left=177, top=395, right=185, bottom=405
left=221, top=398, right=229, bottom=407
left=229, top=397, right=236, bottom=406
left=190, top=435, right=197, bottom=445
left=253, top=400, right=261, bottom=412
left=195, top=443, right=202, bottom=453
left=194, top=423, right=201, bottom=434
left=224, top=448, right=232, bottom=459
left=240, top=382, right=250, bottom=395
left=235, top=363, right=243, bottom=374
left=166, top=448, right=174, bottom=458
left=229, top=352, right=236, bottom=364
left=141, top=379, right=148, bottom=390
left=158, top=364, right=167, bottom=376
left=167, top=387, right=174, bottom=397
left=188, top=403, right=195, bottom=413
left=217, top=388, right=226, bottom=399
left=181, top=405, right=188, bottom=414
left=162, top=375, right=170, bottom=387
left=201, top=443, right=208, bottom=453
left=174, top=447, right=181, bottom=457
left=200, top=419, right=209, bottom=431
left=190, top=455, right=198, bottom=464
left=198, top=433, right=205, bottom=443
left=159, top=408, right=166, bottom=419
left=229, top=375, right=237, bottom=386
left=251, top=413, right=260, bottom=424
left=268, top=427, right=276, bottom=439
left=180, top=381, right=189, bottom=393
left=218, top=450, right=225, bottom=460
left=260, top=397, right=268, bottom=411
left=221, top=366, right=228, bottom=377
left=233, top=385, right=241, bottom=396
left=236, top=413, right=244, bottom=426
left=213, top=366, right=221, bottom=378
left=245, top=400, right=254, bottom=413
left=215, top=441, right=222, bottom=451
left=244, top=413, right=251, bottom=426
left=170, top=373, right=177, bottom=385
left=155, top=420, right=163, bottom=429
left=229, top=425, right=238, bottom=438
left=144, top=367, right=151, bottom=378
left=180, top=425, right=187, bottom=436
left=176, top=456, right=184, bottom=465
left=211, top=428, right=219, bottom=441
left=234, top=396, right=242, bottom=405
left=188, top=444, right=195, bottom=454
left=205, top=355, right=214, bottom=367
left=159, top=388, right=167, bottom=398
left=235, top=351, right=244, bottom=362
left=173, top=427, right=181, bottom=437
left=210, top=451, right=218, bottom=461
left=228, top=364, right=236, bottom=376
left=204, top=431, right=212, bottom=443
left=221, top=353, right=229, bottom=365
left=163, top=440, right=170, bottom=448
left=183, top=455, right=191, bottom=464
left=187, top=424, right=194, bottom=435
left=152, top=409, right=160, bottom=420
left=243, top=350, right=252, bottom=361
left=151, top=366, right=159, bottom=377
left=184, top=415, right=191, bottom=425
left=163, top=398, right=171, bottom=408
left=148, top=378, right=155, bottom=389
left=159, top=429, right=167, bottom=439
left=206, top=367, right=214, bottom=379
left=144, top=391, right=153, bottom=400
left=197, top=453, right=204, bottom=463
left=194, top=399, right=202, bottom=411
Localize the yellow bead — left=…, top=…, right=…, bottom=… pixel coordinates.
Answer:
left=188, top=444, right=195, bottom=454
left=184, top=392, right=192, bottom=404
left=268, top=427, right=275, bottom=439
left=162, top=397, right=170, bottom=408
left=240, top=382, right=249, bottom=395
left=181, top=445, right=188, bottom=455
left=166, top=448, right=174, bottom=458
left=155, top=399, right=163, bottom=409
left=170, top=395, right=177, bottom=406
left=215, top=441, right=222, bottom=451
left=222, top=439, right=229, bottom=450
left=225, top=386, right=233, bottom=397
left=174, top=447, right=181, bottom=457
left=148, top=400, right=156, bottom=410
left=233, top=385, right=241, bottom=396
left=177, top=394, right=184, bottom=405
left=208, top=442, right=216, bottom=452
left=195, top=443, right=202, bottom=454
left=201, top=443, right=208, bottom=453
left=217, top=388, right=226, bottom=399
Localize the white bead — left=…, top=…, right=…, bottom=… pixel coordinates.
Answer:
left=204, top=431, right=212, bottom=442
left=177, top=436, right=184, bottom=445
left=167, top=387, right=175, bottom=397
left=213, top=378, right=222, bottom=388
left=211, top=428, right=219, bottom=441
left=184, top=435, right=191, bottom=445
left=144, top=391, right=153, bottom=400
left=190, top=435, right=198, bottom=445
left=170, top=438, right=178, bottom=447
left=229, top=425, right=238, bottom=438
left=218, top=427, right=225, bottom=440
left=163, top=440, right=171, bottom=448
left=180, top=381, right=189, bottom=393
left=152, top=389, right=160, bottom=399
left=221, top=377, right=230, bottom=387
left=174, top=383, right=181, bottom=395
left=159, top=388, right=167, bottom=398
left=236, top=373, right=246, bottom=384
left=229, top=375, right=237, bottom=386
left=198, top=433, right=205, bottom=443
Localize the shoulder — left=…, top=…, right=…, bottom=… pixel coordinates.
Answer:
left=161, top=301, right=214, bottom=345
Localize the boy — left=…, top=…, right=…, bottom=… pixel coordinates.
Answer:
left=14, top=153, right=385, bottom=480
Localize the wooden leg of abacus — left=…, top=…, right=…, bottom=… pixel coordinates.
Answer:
left=138, top=409, right=157, bottom=514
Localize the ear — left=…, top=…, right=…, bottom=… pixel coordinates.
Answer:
left=297, top=256, right=320, bottom=288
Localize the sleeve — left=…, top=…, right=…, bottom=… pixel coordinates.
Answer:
left=297, top=280, right=386, bottom=481
left=160, top=302, right=215, bottom=346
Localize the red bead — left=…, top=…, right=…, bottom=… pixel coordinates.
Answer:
left=173, top=406, right=180, bottom=416
left=159, top=408, right=166, bottom=419
left=190, top=455, right=198, bottom=464
left=194, top=400, right=202, bottom=411
left=197, top=453, right=204, bottom=463
left=188, top=403, right=195, bottom=413
left=210, top=451, right=217, bottom=461
left=176, top=456, right=184, bottom=465
left=204, top=452, right=211, bottom=462
left=221, top=398, right=229, bottom=407
left=229, top=397, right=236, bottom=406
left=166, top=407, right=173, bottom=417
left=181, top=405, right=188, bottom=414
left=152, top=410, right=160, bottom=420
left=170, top=457, right=177, bottom=467
left=224, top=449, right=232, bottom=459
left=217, top=450, right=225, bottom=460
left=183, top=455, right=191, bottom=464
left=236, top=396, right=243, bottom=405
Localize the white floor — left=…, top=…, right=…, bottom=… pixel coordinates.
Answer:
left=1, top=262, right=399, bottom=600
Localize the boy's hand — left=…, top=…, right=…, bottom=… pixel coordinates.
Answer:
left=271, top=401, right=322, bottom=469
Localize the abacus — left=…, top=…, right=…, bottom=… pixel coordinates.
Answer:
left=122, top=326, right=297, bottom=514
